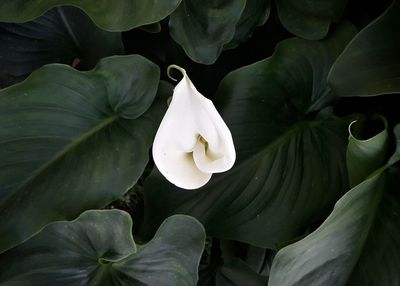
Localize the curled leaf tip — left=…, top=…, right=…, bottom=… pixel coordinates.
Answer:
left=153, top=65, right=236, bottom=190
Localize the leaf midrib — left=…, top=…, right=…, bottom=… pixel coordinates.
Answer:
left=254, top=120, right=319, bottom=160
left=12, top=113, right=119, bottom=195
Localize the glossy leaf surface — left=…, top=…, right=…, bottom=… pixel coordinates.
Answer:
left=0, top=210, right=206, bottom=286
left=0, top=6, right=123, bottom=87
left=169, top=0, right=246, bottom=64
left=0, top=55, right=166, bottom=253
left=276, top=0, right=347, bottom=40
left=269, top=167, right=400, bottom=286
left=0, top=0, right=181, bottom=31
left=328, top=1, right=400, bottom=96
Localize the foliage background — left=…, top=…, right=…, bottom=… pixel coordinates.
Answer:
left=0, top=0, right=399, bottom=285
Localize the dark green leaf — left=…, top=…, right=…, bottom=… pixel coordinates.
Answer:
left=269, top=167, right=400, bottom=286
left=0, top=6, right=123, bottom=88
left=169, top=0, right=246, bottom=64
left=328, top=1, right=400, bottom=96
left=244, top=246, right=274, bottom=277
left=389, top=123, right=400, bottom=164
left=0, top=0, right=182, bottom=32
left=276, top=0, right=348, bottom=40
left=198, top=241, right=272, bottom=286
left=215, top=259, right=268, bottom=286
left=0, top=210, right=206, bottom=286
left=225, top=0, right=271, bottom=50
left=139, top=23, right=357, bottom=248
left=139, top=22, right=162, bottom=33
left=0, top=55, right=169, bottom=253
left=346, top=115, right=388, bottom=187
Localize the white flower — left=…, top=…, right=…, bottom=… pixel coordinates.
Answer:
left=152, top=65, right=236, bottom=190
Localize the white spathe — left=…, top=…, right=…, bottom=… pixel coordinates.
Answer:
left=152, top=65, right=236, bottom=190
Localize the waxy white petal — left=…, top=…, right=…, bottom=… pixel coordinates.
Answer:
left=152, top=65, right=236, bottom=190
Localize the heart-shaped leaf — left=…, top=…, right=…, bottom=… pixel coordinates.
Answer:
left=0, top=6, right=123, bottom=88
left=328, top=1, right=400, bottom=96
left=0, top=55, right=169, bottom=253
left=0, top=0, right=182, bottom=32
left=268, top=166, right=400, bottom=286
left=138, top=23, right=357, bottom=248
left=0, top=210, right=206, bottom=286
left=169, top=0, right=246, bottom=64
left=276, top=0, right=348, bottom=40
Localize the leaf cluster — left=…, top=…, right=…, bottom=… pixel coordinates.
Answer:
left=0, top=0, right=399, bottom=285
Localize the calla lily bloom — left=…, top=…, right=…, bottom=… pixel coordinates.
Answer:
left=152, top=65, right=236, bottom=190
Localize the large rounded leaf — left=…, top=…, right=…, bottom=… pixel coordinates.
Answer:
left=276, top=0, right=348, bottom=40
left=169, top=0, right=246, bottom=64
left=0, top=210, right=206, bottom=286
left=0, top=6, right=123, bottom=88
left=139, top=23, right=357, bottom=248
left=268, top=166, right=400, bottom=286
left=0, top=55, right=168, bottom=253
left=328, top=1, right=400, bottom=96
left=0, top=0, right=182, bottom=32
